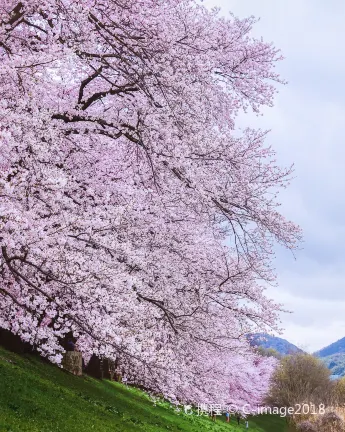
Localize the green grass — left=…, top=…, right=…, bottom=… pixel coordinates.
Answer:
left=0, top=345, right=292, bottom=431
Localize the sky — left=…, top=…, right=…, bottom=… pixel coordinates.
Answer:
left=204, top=0, right=345, bottom=352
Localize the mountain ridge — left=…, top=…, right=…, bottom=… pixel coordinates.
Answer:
left=250, top=334, right=345, bottom=378
left=314, top=337, right=345, bottom=378
left=314, top=336, right=345, bottom=358
left=248, top=333, right=303, bottom=356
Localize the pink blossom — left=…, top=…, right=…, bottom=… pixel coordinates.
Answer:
left=0, top=0, right=301, bottom=406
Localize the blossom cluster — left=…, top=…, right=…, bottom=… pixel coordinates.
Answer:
left=0, top=0, right=300, bottom=406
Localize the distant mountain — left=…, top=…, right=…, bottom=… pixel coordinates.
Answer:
left=248, top=333, right=304, bottom=356
left=314, top=337, right=345, bottom=378
left=314, top=337, right=345, bottom=358
left=249, top=333, right=345, bottom=378
left=320, top=353, right=345, bottom=378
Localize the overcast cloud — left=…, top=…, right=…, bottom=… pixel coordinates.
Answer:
left=204, top=0, right=345, bottom=352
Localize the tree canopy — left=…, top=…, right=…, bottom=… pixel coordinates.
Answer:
left=0, top=0, right=300, bottom=407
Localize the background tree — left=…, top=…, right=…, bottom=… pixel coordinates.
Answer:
left=266, top=353, right=333, bottom=412
left=0, top=0, right=300, bottom=406
left=332, top=377, right=345, bottom=407
left=256, top=346, right=282, bottom=360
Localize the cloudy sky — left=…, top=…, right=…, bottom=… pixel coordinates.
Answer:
left=204, top=0, right=345, bottom=352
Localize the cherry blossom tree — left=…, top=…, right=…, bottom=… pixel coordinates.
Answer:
left=0, top=0, right=301, bottom=408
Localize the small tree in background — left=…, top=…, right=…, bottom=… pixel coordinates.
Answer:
left=266, top=353, right=333, bottom=423
left=256, top=346, right=282, bottom=360
left=333, top=377, right=345, bottom=407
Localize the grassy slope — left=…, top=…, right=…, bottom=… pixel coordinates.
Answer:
left=0, top=346, right=291, bottom=432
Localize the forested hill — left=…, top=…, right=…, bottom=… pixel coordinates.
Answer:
left=314, top=337, right=345, bottom=378
left=314, top=337, right=345, bottom=358
left=248, top=333, right=303, bottom=356
left=251, top=334, right=345, bottom=378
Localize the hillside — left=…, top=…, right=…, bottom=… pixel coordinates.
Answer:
left=0, top=345, right=293, bottom=432
left=248, top=333, right=303, bottom=356
left=321, top=353, right=345, bottom=377
left=315, top=337, right=345, bottom=358
left=314, top=337, right=345, bottom=378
